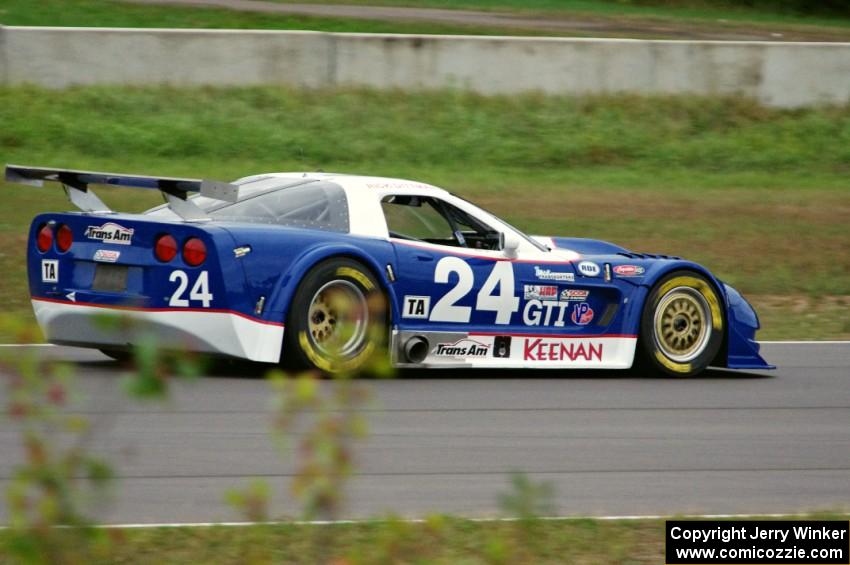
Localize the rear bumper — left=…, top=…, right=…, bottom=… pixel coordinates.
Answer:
left=32, top=298, right=283, bottom=363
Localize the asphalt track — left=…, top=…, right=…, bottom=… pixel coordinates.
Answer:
left=0, top=342, right=848, bottom=524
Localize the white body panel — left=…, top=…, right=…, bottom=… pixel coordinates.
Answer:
left=32, top=299, right=284, bottom=363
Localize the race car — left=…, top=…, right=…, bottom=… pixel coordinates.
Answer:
left=7, top=164, right=773, bottom=376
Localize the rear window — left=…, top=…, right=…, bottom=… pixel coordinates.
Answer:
left=209, top=181, right=349, bottom=233
left=146, top=179, right=350, bottom=233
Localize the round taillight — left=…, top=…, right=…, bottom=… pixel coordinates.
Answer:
left=182, top=237, right=207, bottom=266
left=154, top=234, right=178, bottom=262
left=56, top=224, right=73, bottom=252
left=36, top=224, right=53, bottom=253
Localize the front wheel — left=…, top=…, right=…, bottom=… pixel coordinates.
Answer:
left=637, top=271, right=724, bottom=377
left=283, top=258, right=387, bottom=374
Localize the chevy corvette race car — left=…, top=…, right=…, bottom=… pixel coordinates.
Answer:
left=7, top=164, right=773, bottom=376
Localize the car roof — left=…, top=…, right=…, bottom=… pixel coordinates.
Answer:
left=238, top=172, right=450, bottom=199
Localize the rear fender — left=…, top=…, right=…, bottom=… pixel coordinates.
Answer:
left=265, top=240, right=399, bottom=324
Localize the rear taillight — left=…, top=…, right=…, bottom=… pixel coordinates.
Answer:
left=182, top=237, right=207, bottom=266
left=56, top=224, right=73, bottom=252
left=36, top=224, right=53, bottom=253
left=155, top=234, right=178, bottom=262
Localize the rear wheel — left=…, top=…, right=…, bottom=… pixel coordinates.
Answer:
left=637, top=271, right=724, bottom=377
left=284, top=258, right=387, bottom=374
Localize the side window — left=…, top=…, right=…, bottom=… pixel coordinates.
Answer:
left=382, top=195, right=458, bottom=246
left=382, top=195, right=501, bottom=250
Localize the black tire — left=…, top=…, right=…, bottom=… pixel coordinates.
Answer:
left=636, top=270, right=724, bottom=377
left=283, top=257, right=387, bottom=374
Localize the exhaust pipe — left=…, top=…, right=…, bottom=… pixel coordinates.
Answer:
left=403, top=336, right=429, bottom=364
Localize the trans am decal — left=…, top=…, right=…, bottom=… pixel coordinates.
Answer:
left=432, top=338, right=490, bottom=357
left=84, top=222, right=134, bottom=245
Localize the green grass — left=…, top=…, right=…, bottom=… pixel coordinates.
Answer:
left=2, top=515, right=848, bottom=563
left=1, top=0, right=849, bottom=39
left=0, top=0, right=534, bottom=36
left=280, top=0, right=850, bottom=27
left=1, top=85, right=848, bottom=340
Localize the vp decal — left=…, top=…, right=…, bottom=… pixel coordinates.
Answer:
left=570, top=302, right=594, bottom=326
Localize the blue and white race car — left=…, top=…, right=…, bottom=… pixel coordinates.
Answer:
left=8, top=165, right=772, bottom=376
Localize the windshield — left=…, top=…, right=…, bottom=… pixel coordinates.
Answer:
left=449, top=193, right=549, bottom=252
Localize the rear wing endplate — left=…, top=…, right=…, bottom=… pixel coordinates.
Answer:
left=4, top=164, right=238, bottom=222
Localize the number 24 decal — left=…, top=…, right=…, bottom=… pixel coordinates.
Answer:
left=430, top=257, right=519, bottom=324
left=169, top=270, right=213, bottom=308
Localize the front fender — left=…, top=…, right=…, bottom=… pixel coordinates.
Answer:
left=722, top=284, right=775, bottom=370
left=637, top=261, right=773, bottom=370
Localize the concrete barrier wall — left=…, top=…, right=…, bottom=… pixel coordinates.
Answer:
left=2, top=26, right=849, bottom=107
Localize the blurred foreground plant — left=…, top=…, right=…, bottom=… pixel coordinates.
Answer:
left=497, top=472, right=558, bottom=562
left=1, top=329, right=113, bottom=564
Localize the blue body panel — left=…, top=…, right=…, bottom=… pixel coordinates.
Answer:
left=27, top=211, right=772, bottom=370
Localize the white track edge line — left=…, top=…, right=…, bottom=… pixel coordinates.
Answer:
left=14, top=512, right=846, bottom=530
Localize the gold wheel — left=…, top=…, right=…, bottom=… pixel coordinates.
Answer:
left=652, top=286, right=712, bottom=363
left=307, top=280, right=369, bottom=358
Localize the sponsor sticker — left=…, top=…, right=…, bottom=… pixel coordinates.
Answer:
left=93, top=249, right=121, bottom=263
left=523, top=339, right=603, bottom=362
left=84, top=222, right=134, bottom=245
left=613, top=265, right=645, bottom=277
left=523, top=284, right=558, bottom=301
left=570, top=302, right=594, bottom=326
left=41, top=259, right=58, bottom=283
left=560, top=289, right=589, bottom=301
left=577, top=261, right=601, bottom=277
left=402, top=295, right=431, bottom=319
left=533, top=266, right=574, bottom=282
left=433, top=338, right=490, bottom=357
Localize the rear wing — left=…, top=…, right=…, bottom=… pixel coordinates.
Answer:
left=5, top=164, right=239, bottom=222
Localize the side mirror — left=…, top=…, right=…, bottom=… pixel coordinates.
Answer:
left=502, top=231, right=521, bottom=258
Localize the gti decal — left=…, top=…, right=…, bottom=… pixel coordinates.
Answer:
left=533, top=266, right=574, bottom=282
left=84, top=222, right=134, bottom=245
left=428, top=258, right=599, bottom=327
left=613, top=265, right=645, bottom=277
left=577, top=261, right=600, bottom=277
left=93, top=249, right=121, bottom=263
left=402, top=295, right=431, bottom=319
